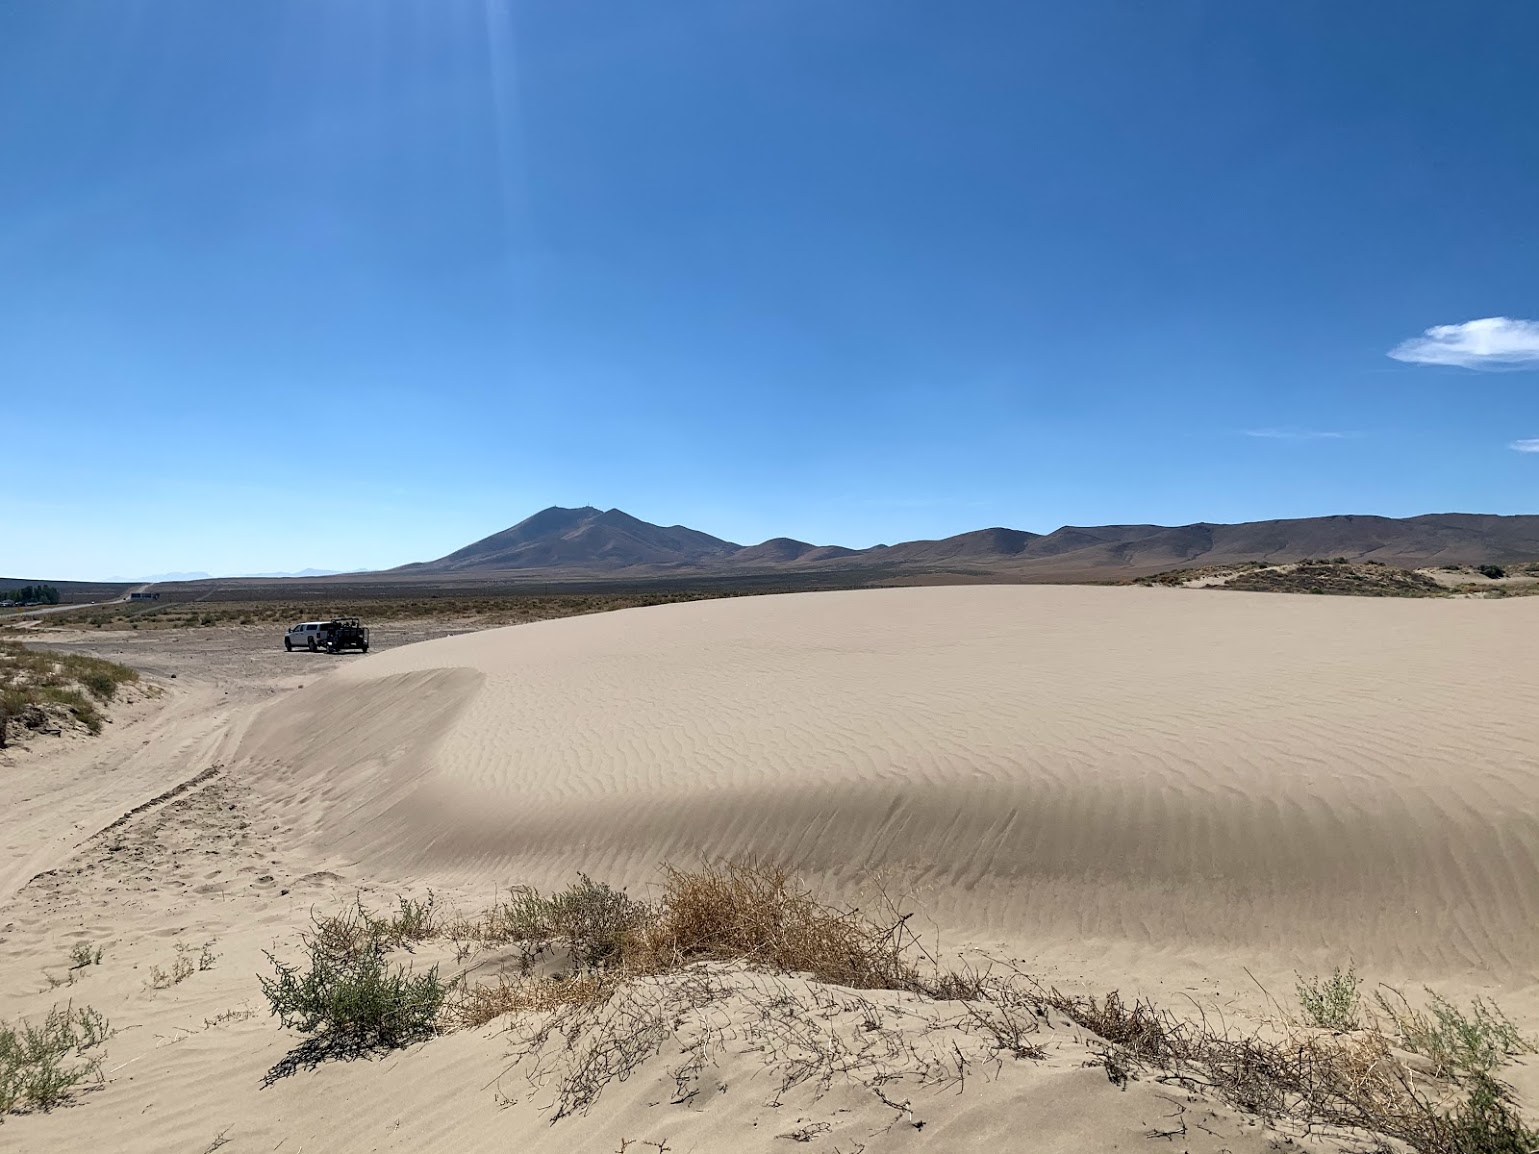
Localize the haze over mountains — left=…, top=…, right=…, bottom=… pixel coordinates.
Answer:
left=106, top=569, right=347, bottom=582
left=398, top=506, right=1539, bottom=582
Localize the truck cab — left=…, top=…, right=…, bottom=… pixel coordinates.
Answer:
left=284, top=622, right=327, bottom=651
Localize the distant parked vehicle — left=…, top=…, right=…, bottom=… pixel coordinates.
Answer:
left=284, top=619, right=370, bottom=654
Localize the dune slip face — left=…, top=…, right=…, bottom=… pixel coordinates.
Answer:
left=233, top=585, right=1539, bottom=991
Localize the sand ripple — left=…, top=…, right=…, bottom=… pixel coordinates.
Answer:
left=233, top=586, right=1539, bottom=985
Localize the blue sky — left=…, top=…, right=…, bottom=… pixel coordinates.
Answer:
left=5, top=1, right=1539, bottom=579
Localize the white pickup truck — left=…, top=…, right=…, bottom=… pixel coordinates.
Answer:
left=284, top=619, right=370, bottom=654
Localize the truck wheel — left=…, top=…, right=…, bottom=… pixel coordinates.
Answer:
left=308, top=638, right=317, bottom=652
left=284, top=638, right=292, bottom=651
left=361, top=644, right=369, bottom=653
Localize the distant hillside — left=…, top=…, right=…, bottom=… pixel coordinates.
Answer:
left=107, top=571, right=214, bottom=583
left=0, top=578, right=132, bottom=604
left=1011, top=514, right=1539, bottom=577
left=399, top=507, right=1539, bottom=581
left=237, top=568, right=349, bottom=579
left=728, top=538, right=860, bottom=566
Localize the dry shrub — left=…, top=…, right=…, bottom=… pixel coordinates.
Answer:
left=450, top=862, right=920, bottom=1030
left=1041, top=987, right=1538, bottom=1154
left=449, top=861, right=917, bottom=1033
left=448, top=971, right=619, bottom=1029
left=627, top=861, right=918, bottom=992
left=447, top=875, right=648, bottom=978
left=498, top=875, right=648, bottom=969
left=338, top=863, right=1539, bottom=1153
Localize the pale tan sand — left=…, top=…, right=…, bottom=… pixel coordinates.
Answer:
left=238, top=585, right=1539, bottom=988
left=4, top=588, right=1539, bottom=1152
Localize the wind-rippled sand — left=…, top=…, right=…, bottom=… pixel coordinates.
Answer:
left=10, top=587, right=1539, bottom=1153
left=238, top=585, right=1539, bottom=990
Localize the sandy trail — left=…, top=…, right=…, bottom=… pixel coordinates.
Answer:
left=0, top=621, right=464, bottom=906
left=0, top=636, right=292, bottom=907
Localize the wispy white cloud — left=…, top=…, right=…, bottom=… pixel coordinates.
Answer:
left=1388, top=317, right=1539, bottom=369
left=1242, top=428, right=1351, bottom=440
left=1509, top=439, right=1539, bottom=453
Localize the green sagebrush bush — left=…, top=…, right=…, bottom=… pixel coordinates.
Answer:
left=260, top=902, right=448, bottom=1048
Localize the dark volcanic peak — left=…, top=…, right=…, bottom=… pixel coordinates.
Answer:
left=407, top=506, right=741, bottom=573
left=402, top=507, right=1539, bottom=579
left=414, top=506, right=600, bottom=570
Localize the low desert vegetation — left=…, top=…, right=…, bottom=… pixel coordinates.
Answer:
left=1056, top=986, right=1537, bottom=1154
left=67, top=943, right=103, bottom=971
left=258, top=863, right=1539, bottom=1152
left=0, top=640, right=138, bottom=743
left=1138, top=558, right=1539, bottom=599
left=0, top=1003, right=111, bottom=1114
left=445, top=862, right=932, bottom=1028
left=1372, top=988, right=1537, bottom=1081
left=148, top=940, right=217, bottom=991
left=1139, top=559, right=1451, bottom=596
left=50, top=590, right=745, bottom=633
left=1296, top=966, right=1363, bottom=1032
left=259, top=900, right=449, bottom=1049
left=469, top=873, right=648, bottom=971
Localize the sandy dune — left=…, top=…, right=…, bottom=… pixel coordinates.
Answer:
left=236, top=585, right=1539, bottom=992
left=7, top=586, right=1539, bottom=1153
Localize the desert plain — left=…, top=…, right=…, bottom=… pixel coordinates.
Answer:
left=2, top=583, right=1537, bottom=1152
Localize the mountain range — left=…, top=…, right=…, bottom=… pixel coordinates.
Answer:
left=107, top=569, right=347, bottom=582
left=398, top=506, right=1539, bottom=582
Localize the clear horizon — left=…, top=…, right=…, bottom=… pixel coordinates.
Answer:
left=6, top=2, right=1539, bottom=581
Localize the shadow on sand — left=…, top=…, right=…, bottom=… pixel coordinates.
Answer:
left=261, top=1032, right=431, bottom=1086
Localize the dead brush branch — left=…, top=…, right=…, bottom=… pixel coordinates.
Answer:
left=485, top=966, right=982, bottom=1125
left=492, top=969, right=733, bottom=1121
left=1039, top=987, right=1537, bottom=1154
left=448, top=971, right=620, bottom=1030
left=955, top=979, right=1047, bottom=1061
